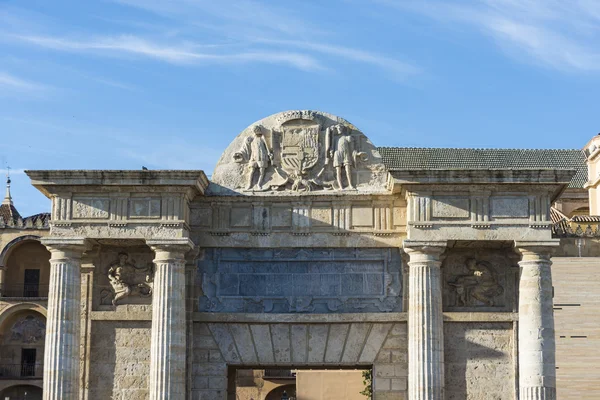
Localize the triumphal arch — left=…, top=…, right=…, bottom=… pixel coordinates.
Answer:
left=25, top=110, right=570, bottom=400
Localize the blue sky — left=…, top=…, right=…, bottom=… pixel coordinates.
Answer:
left=1, top=0, right=600, bottom=216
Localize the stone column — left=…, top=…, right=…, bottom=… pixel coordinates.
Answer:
left=147, top=239, right=193, bottom=400
left=403, top=241, right=446, bottom=400
left=516, top=243, right=558, bottom=400
left=41, top=238, right=87, bottom=400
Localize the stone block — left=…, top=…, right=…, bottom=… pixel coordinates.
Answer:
left=250, top=324, right=275, bottom=364
left=291, top=324, right=308, bottom=363
left=324, top=324, right=350, bottom=363
left=359, top=323, right=392, bottom=363
left=391, top=378, right=407, bottom=391
left=341, top=323, right=372, bottom=363
left=230, top=324, right=258, bottom=364
left=374, top=377, right=391, bottom=391
left=271, top=324, right=291, bottom=363
left=308, top=324, right=329, bottom=363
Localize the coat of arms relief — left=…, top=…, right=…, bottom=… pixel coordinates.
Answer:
left=231, top=111, right=373, bottom=192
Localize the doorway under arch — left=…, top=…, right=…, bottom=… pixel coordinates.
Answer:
left=0, top=384, right=42, bottom=400
left=265, top=384, right=296, bottom=400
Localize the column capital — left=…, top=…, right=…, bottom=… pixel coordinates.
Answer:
left=514, top=240, right=559, bottom=262
left=403, top=240, right=447, bottom=263
left=41, top=238, right=88, bottom=258
left=147, top=238, right=194, bottom=261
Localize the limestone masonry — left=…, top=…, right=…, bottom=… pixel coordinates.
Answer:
left=1, top=110, right=599, bottom=400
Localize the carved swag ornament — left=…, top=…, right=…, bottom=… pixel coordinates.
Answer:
left=107, top=252, right=154, bottom=306
left=232, top=112, right=368, bottom=192
left=448, top=258, right=504, bottom=306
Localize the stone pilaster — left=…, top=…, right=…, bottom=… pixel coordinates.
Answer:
left=41, top=238, right=87, bottom=400
left=148, top=239, right=194, bottom=400
left=516, top=243, right=558, bottom=400
left=403, top=241, right=446, bottom=400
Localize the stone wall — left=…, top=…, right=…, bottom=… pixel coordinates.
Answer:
left=87, top=321, right=151, bottom=400
left=444, top=323, right=515, bottom=400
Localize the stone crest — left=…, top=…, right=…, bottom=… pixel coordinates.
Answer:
left=11, top=315, right=46, bottom=343
left=210, top=110, right=388, bottom=195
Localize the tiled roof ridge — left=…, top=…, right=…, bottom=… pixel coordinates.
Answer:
left=377, top=146, right=583, bottom=152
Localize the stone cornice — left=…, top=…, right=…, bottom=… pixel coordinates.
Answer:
left=26, top=170, right=209, bottom=197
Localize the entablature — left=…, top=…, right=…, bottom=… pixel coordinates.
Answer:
left=26, top=170, right=208, bottom=240
left=191, top=194, right=406, bottom=247
left=390, top=169, right=576, bottom=242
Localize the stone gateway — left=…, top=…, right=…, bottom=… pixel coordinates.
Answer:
left=4, top=109, right=593, bottom=400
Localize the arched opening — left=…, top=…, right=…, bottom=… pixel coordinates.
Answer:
left=1, top=237, right=50, bottom=298
left=0, top=384, right=43, bottom=400
left=265, top=384, right=296, bottom=400
left=0, top=308, right=46, bottom=380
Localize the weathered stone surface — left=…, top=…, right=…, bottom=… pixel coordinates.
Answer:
left=198, top=247, right=402, bottom=313
left=444, top=323, right=514, bottom=399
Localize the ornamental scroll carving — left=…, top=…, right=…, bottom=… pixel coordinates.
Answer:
left=211, top=110, right=387, bottom=194
left=107, top=252, right=154, bottom=306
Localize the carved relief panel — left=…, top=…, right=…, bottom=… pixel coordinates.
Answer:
left=210, top=110, right=388, bottom=194
left=197, top=247, right=402, bottom=313
left=442, top=248, right=518, bottom=312
left=93, top=245, right=155, bottom=310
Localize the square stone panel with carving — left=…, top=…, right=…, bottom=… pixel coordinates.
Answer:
left=442, top=248, right=518, bottom=312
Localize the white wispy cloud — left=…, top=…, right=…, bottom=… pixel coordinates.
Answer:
left=12, top=34, right=325, bottom=71
left=0, top=71, right=47, bottom=92
left=378, top=0, right=600, bottom=72
left=256, top=39, right=421, bottom=78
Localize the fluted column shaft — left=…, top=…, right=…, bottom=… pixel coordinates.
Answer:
left=148, top=240, right=193, bottom=400
left=404, top=242, right=446, bottom=400
left=517, top=245, right=557, bottom=400
left=42, top=239, right=87, bottom=400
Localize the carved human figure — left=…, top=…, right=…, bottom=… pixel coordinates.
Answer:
left=233, top=125, right=273, bottom=189
left=449, top=258, right=504, bottom=306
left=107, top=252, right=153, bottom=306
left=326, top=124, right=355, bottom=189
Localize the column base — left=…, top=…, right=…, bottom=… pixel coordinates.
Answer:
left=520, top=386, right=556, bottom=400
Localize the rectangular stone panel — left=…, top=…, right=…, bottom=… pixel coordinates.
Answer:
left=129, top=198, right=161, bottom=218
left=199, top=248, right=402, bottom=313
left=72, top=197, right=110, bottom=219
left=352, top=205, right=374, bottom=227
left=271, top=206, right=292, bottom=228
left=431, top=197, right=470, bottom=219
left=230, top=206, right=252, bottom=228
left=490, top=196, right=529, bottom=219
left=311, top=203, right=333, bottom=227
left=191, top=207, right=212, bottom=227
